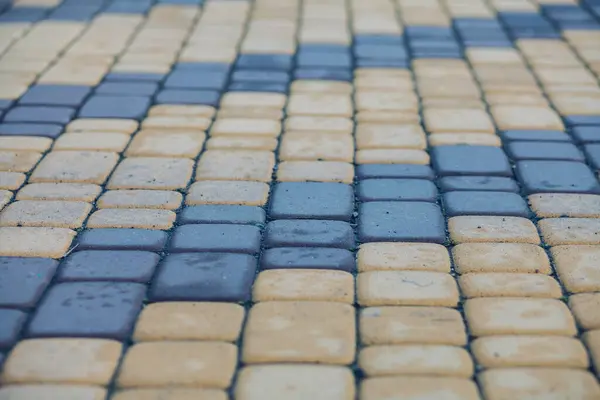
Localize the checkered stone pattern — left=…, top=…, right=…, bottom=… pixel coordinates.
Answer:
left=0, top=0, right=600, bottom=398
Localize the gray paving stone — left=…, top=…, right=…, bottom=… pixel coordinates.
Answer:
left=432, top=145, right=512, bottom=177
left=264, top=220, right=354, bottom=249
left=78, top=95, right=150, bottom=119
left=0, top=257, right=57, bottom=309
left=164, top=70, right=228, bottom=90
left=155, top=89, right=220, bottom=106
left=76, top=229, right=168, bottom=252
left=438, top=176, right=520, bottom=192
left=356, top=164, right=435, bottom=180
left=584, top=144, right=600, bottom=170
left=269, top=182, right=354, bottom=221
left=500, top=130, right=572, bottom=142
left=357, top=179, right=438, bottom=202
left=57, top=251, right=159, bottom=283
left=516, top=160, right=600, bottom=194
left=443, top=191, right=530, bottom=217
left=572, top=126, right=600, bottom=144
left=3, top=106, right=75, bottom=124
left=506, top=141, right=585, bottom=161
left=169, top=224, right=261, bottom=254
left=178, top=205, right=265, bottom=225
left=260, top=247, right=355, bottom=272
left=19, top=84, right=91, bottom=106
left=0, top=309, right=26, bottom=349
left=0, top=123, right=63, bottom=138
left=95, top=82, right=158, bottom=96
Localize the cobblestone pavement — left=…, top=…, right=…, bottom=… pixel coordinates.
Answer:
left=0, top=0, right=600, bottom=398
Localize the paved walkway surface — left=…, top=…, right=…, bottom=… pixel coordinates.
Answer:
left=1, top=0, right=600, bottom=398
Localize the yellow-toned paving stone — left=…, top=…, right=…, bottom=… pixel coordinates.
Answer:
left=570, top=293, right=600, bottom=330
left=421, top=98, right=486, bottom=109
left=195, top=150, right=275, bottom=182
left=459, top=273, right=562, bottom=298
left=30, top=151, right=119, bottom=184
left=141, top=116, right=211, bottom=131
left=354, top=92, right=418, bottom=112
left=108, top=157, right=193, bottom=190
left=539, top=218, right=600, bottom=245
left=485, top=92, right=548, bottom=106
left=220, top=92, right=286, bottom=109
left=0, top=136, right=52, bottom=152
left=290, top=80, right=353, bottom=94
left=471, top=336, right=589, bottom=368
left=357, top=243, right=450, bottom=273
left=276, top=161, right=354, bottom=183
left=134, top=302, right=245, bottom=342
left=359, top=345, right=473, bottom=377
left=428, top=133, right=502, bottom=147
left=491, top=105, right=565, bottom=130
left=528, top=194, right=600, bottom=218
left=424, top=108, right=495, bottom=133
left=0, top=172, right=25, bottom=190
left=0, top=385, right=107, bottom=400
left=1, top=339, right=121, bottom=385
left=355, top=149, right=430, bottom=165
left=242, top=301, right=356, bottom=365
left=361, top=376, right=481, bottom=400
left=583, top=330, right=600, bottom=376
left=111, top=388, right=227, bottom=400
left=355, top=124, right=426, bottom=150
left=97, top=190, right=182, bottom=210
left=235, top=365, right=355, bottom=400
left=148, top=104, right=215, bottom=118
left=53, top=132, right=130, bottom=152
left=464, top=298, right=577, bottom=337
left=0, top=151, right=41, bottom=172
left=360, top=307, right=467, bottom=346
left=117, top=342, right=237, bottom=389
left=217, top=107, right=283, bottom=120
left=279, top=132, right=354, bottom=162
left=354, top=111, right=420, bottom=124
left=186, top=181, right=269, bottom=206
left=252, top=270, right=354, bottom=303
left=0, top=227, right=75, bottom=258
left=286, top=93, right=353, bottom=117
left=16, top=183, right=101, bottom=202
left=0, top=190, right=11, bottom=211
left=0, top=200, right=91, bottom=229
left=551, top=245, right=600, bottom=293
left=452, top=243, right=551, bottom=274
left=448, top=216, right=540, bottom=244
left=205, top=136, right=278, bottom=151
left=86, top=209, right=176, bottom=230
left=357, top=271, right=459, bottom=307
left=210, top=118, right=281, bottom=137
left=125, top=131, right=206, bottom=158
left=67, top=119, right=138, bottom=134
left=478, top=368, right=600, bottom=400
left=284, top=116, right=353, bottom=134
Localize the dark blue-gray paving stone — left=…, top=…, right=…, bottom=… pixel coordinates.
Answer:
left=26, top=282, right=146, bottom=340
left=405, top=26, right=454, bottom=38
left=357, top=179, right=438, bottom=202
left=235, top=54, right=293, bottom=71
left=572, top=126, right=600, bottom=143
left=178, top=205, right=265, bottom=225
left=231, top=70, right=290, bottom=84
left=78, top=95, right=150, bottom=120
left=19, top=85, right=91, bottom=107
left=150, top=253, right=256, bottom=302
left=438, top=176, right=520, bottom=193
left=443, top=191, right=530, bottom=217
left=411, top=50, right=462, bottom=58
left=355, top=59, right=410, bottom=68
left=516, top=160, right=600, bottom=194
left=104, top=2, right=151, bottom=13
left=76, top=229, right=168, bottom=252
left=164, top=70, right=228, bottom=90
left=0, top=123, right=63, bottom=138
left=0, top=309, right=26, bottom=349
left=585, top=144, right=600, bottom=169
left=294, top=69, right=353, bottom=81
left=358, top=202, right=446, bottom=244
left=564, top=115, right=600, bottom=126
left=169, top=224, right=261, bottom=254
left=155, top=90, right=220, bottom=106
left=260, top=248, right=355, bottom=272
left=409, top=40, right=460, bottom=50
left=0, top=100, right=13, bottom=110
left=500, top=130, right=572, bottom=142
left=228, top=82, right=288, bottom=93
left=0, top=257, right=57, bottom=309
left=354, top=44, right=408, bottom=60
left=269, top=182, right=354, bottom=221
left=264, top=220, right=354, bottom=249
left=432, top=146, right=512, bottom=177
left=0, top=7, right=48, bottom=22
left=356, top=164, right=435, bottom=180
left=104, top=72, right=166, bottom=82
left=3, top=106, right=75, bottom=124
left=47, top=6, right=99, bottom=20
left=95, top=82, right=158, bottom=96
left=296, top=52, right=352, bottom=68
left=506, top=141, right=585, bottom=162
left=57, top=251, right=159, bottom=283
left=462, top=40, right=513, bottom=47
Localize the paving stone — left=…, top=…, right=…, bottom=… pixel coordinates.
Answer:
left=149, top=104, right=215, bottom=118
left=492, top=105, right=565, bottom=130
left=294, top=68, right=353, bottom=81
left=126, top=131, right=206, bottom=159
left=0, top=257, right=57, bottom=309
left=217, top=107, right=283, bottom=120
left=87, top=209, right=176, bottom=230
left=361, top=377, right=480, bottom=400
left=585, top=144, right=600, bottom=170
left=432, top=145, right=512, bottom=177
left=572, top=126, right=600, bottom=144
left=277, top=161, right=354, bottom=183
left=235, top=365, right=355, bottom=400
left=4, top=106, right=76, bottom=124
left=228, top=82, right=287, bottom=93
left=539, top=218, right=600, bottom=245
left=269, top=182, right=353, bottom=221
left=0, top=172, right=25, bottom=190
left=1, top=338, right=122, bottom=385
left=0, top=123, right=63, bottom=139
left=155, top=89, right=220, bottom=106
left=424, top=108, right=495, bottom=133
left=429, top=133, right=502, bottom=147
left=355, top=124, right=426, bottom=150
left=0, top=150, right=41, bottom=172
left=359, top=306, right=467, bottom=346
left=285, top=116, right=353, bottom=134
left=19, top=85, right=91, bottom=107
left=500, top=130, right=572, bottom=142
left=53, top=132, right=131, bottom=152
left=528, top=193, right=600, bottom=217
left=232, top=70, right=290, bottom=84
left=95, top=82, right=158, bottom=96
left=0, top=136, right=52, bottom=152
left=179, top=205, right=265, bottom=225
left=260, top=247, right=354, bottom=272
left=507, top=141, right=585, bottom=161
left=97, top=190, right=182, bottom=210
left=206, top=136, right=278, bottom=151
left=150, top=253, right=257, bottom=302
left=76, top=229, right=168, bottom=252
left=570, top=293, right=600, bottom=330
left=165, top=70, right=228, bottom=90
left=236, top=54, right=293, bottom=71
left=438, top=176, right=519, bottom=192
left=448, top=216, right=540, bottom=244
left=186, top=181, right=270, bottom=206
left=57, top=250, right=159, bottom=283
left=66, top=119, right=139, bottom=134
left=264, top=220, right=354, bottom=249
left=357, top=243, right=450, bottom=273
left=105, top=72, right=165, bottom=82
left=550, top=245, right=600, bottom=293
left=134, top=302, right=245, bottom=342
left=79, top=96, right=150, bottom=120
left=583, top=330, right=600, bottom=376
left=108, top=157, right=193, bottom=190
left=0, top=190, right=11, bottom=211
left=279, top=132, right=354, bottom=162
left=442, top=191, right=529, bottom=217
left=459, top=273, right=562, bottom=298
left=564, top=115, right=600, bottom=126
left=0, top=385, right=107, bottom=400
left=0, top=309, right=26, bottom=349
left=356, top=164, right=435, bottom=180
left=0, top=227, right=76, bottom=258
left=287, top=93, right=353, bottom=117
left=169, top=224, right=261, bottom=254
left=358, top=202, right=446, bottom=244
left=211, top=118, right=281, bottom=137
left=0, top=200, right=91, bottom=228
left=111, top=389, right=227, bottom=400
left=452, top=243, right=551, bottom=274
left=357, top=179, right=437, bottom=202
left=297, top=52, right=352, bottom=69
left=243, top=301, right=355, bottom=364
left=30, top=151, right=118, bottom=184
left=516, top=160, right=600, bottom=194
left=117, top=341, right=237, bottom=389
left=195, top=150, right=275, bottom=182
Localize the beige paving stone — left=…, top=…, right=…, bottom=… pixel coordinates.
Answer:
left=355, top=149, right=429, bottom=164
left=354, top=92, right=418, bottom=112
left=448, top=216, right=540, bottom=244
left=354, top=76, right=413, bottom=91
left=429, top=133, right=502, bottom=147
left=86, top=208, right=176, bottom=230
left=220, top=92, right=286, bottom=108
left=195, top=150, right=274, bottom=182
left=0, top=190, right=11, bottom=211
left=570, top=293, right=600, bottom=330
left=0, top=385, right=107, bottom=400
left=424, top=108, right=495, bottom=133
left=253, top=270, right=354, bottom=303
left=0, top=136, right=52, bottom=152
left=279, top=132, right=354, bottom=162
left=459, top=273, right=562, bottom=298
left=354, top=111, right=420, bottom=124
left=205, top=136, right=278, bottom=151
left=141, top=116, right=211, bottom=131
left=0, top=227, right=75, bottom=258
left=360, top=306, right=467, bottom=346
left=464, top=298, right=577, bottom=337
left=134, top=302, right=244, bottom=342
left=284, top=116, right=353, bottom=134
left=539, top=218, right=600, bottom=245
left=276, top=161, right=354, bottom=183
left=67, top=119, right=138, bottom=134
left=290, top=80, right=353, bottom=94
left=1, top=339, right=121, bottom=385
left=0, top=200, right=91, bottom=228
left=30, top=151, right=118, bottom=184
left=478, top=368, right=600, bottom=400
left=186, top=181, right=269, bottom=206
left=235, top=365, right=355, bottom=400
left=467, top=48, right=525, bottom=64
left=583, top=330, right=600, bottom=376
left=217, top=107, right=283, bottom=120
left=0, top=151, right=41, bottom=172
left=210, top=118, right=281, bottom=137
left=0, top=172, right=25, bottom=190
left=421, top=98, right=486, bottom=109
left=357, top=271, right=459, bottom=307
left=148, top=104, right=215, bottom=118
left=529, top=194, right=600, bottom=218
left=491, top=105, right=565, bottom=130
left=551, top=245, right=600, bottom=293
left=111, top=388, right=227, bottom=400
left=355, top=124, right=426, bottom=150
left=361, top=376, right=481, bottom=400
left=242, top=301, right=356, bottom=364
left=16, top=183, right=101, bottom=202
left=117, top=342, right=237, bottom=389
left=485, top=92, right=548, bottom=106
left=452, top=243, right=551, bottom=274
left=126, top=131, right=206, bottom=158
left=53, top=132, right=130, bottom=152
left=97, top=190, right=182, bottom=210
left=471, top=335, right=589, bottom=368
left=108, top=157, right=193, bottom=190
left=359, top=345, right=473, bottom=377
left=287, top=94, right=353, bottom=117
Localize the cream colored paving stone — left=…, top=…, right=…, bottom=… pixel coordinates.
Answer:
left=539, top=218, right=600, bottom=245
left=355, top=111, right=420, bottom=124
left=424, top=108, right=495, bottom=133
left=0, top=385, right=107, bottom=400
left=279, top=132, right=354, bottom=162
left=0, top=136, right=52, bottom=152
left=529, top=194, right=600, bottom=218
left=360, top=307, right=467, bottom=346
left=1, top=339, right=121, bottom=385
left=429, top=133, right=502, bottom=147
left=354, top=92, right=418, bottom=112
left=471, top=335, right=589, bottom=368
left=210, top=118, right=281, bottom=137
left=570, top=293, right=600, bottom=330
left=491, top=105, right=565, bottom=130
left=235, top=365, right=354, bottom=400
left=30, top=151, right=118, bottom=184
left=141, top=116, right=211, bottom=131
left=0, top=172, right=25, bottom=190
left=459, top=273, right=562, bottom=298
left=0, top=190, right=11, bottom=211
left=253, top=270, right=354, bottom=303
left=148, top=105, right=215, bottom=118
left=355, top=149, right=429, bottom=165
left=478, top=368, right=600, bottom=400
left=0, top=151, right=42, bottom=172
left=287, top=94, right=353, bottom=117
left=126, top=131, right=206, bottom=158
left=466, top=48, right=524, bottom=64
left=277, top=161, right=354, bottom=183
left=361, top=376, right=481, bottom=400
left=53, top=132, right=130, bottom=152
left=464, top=298, right=577, bottom=337
left=67, top=119, right=138, bottom=134
left=195, top=150, right=274, bottom=182
left=220, top=92, right=286, bottom=109
left=290, top=80, right=353, bottom=94
left=16, top=183, right=101, bottom=202
left=285, top=116, right=353, bottom=134
left=242, top=301, right=355, bottom=364
left=134, top=302, right=244, bottom=342
left=205, top=136, right=278, bottom=151
left=0, top=200, right=91, bottom=229
left=418, top=83, right=482, bottom=99
left=357, top=271, right=459, bottom=307
left=354, top=76, right=413, bottom=91
left=485, top=92, right=548, bottom=106
left=583, top=330, right=600, bottom=376
left=452, top=243, right=551, bottom=274
left=551, top=245, right=600, bottom=293
left=359, top=345, right=473, bottom=377
left=186, top=181, right=269, bottom=206
left=355, top=124, right=426, bottom=150
left=421, top=98, right=485, bottom=109
left=552, top=96, right=600, bottom=116
left=97, top=190, right=182, bottom=210
left=111, top=388, right=227, bottom=400
left=117, top=342, right=237, bottom=389
left=86, top=209, right=176, bottom=230
left=448, top=216, right=540, bottom=244
left=107, top=157, right=193, bottom=190
left=217, top=107, right=283, bottom=120
left=0, top=227, right=75, bottom=258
